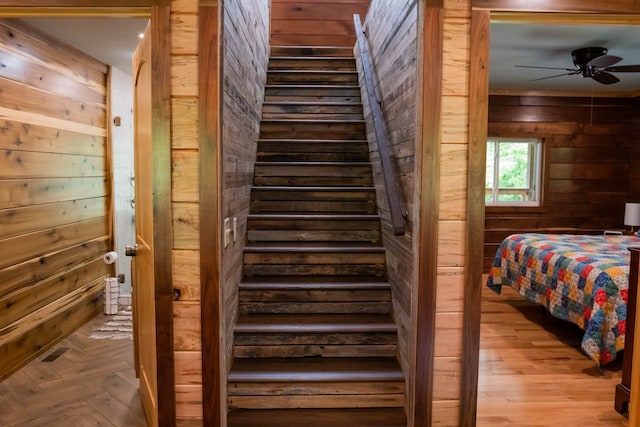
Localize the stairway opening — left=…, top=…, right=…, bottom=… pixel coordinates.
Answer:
left=227, top=45, right=407, bottom=426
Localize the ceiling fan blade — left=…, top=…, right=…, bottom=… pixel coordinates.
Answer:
left=591, top=71, right=620, bottom=85
left=528, top=71, right=580, bottom=82
left=587, top=54, right=622, bottom=68
left=604, top=64, right=640, bottom=72
left=516, top=65, right=576, bottom=71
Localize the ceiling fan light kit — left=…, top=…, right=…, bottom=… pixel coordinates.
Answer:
left=516, top=46, right=640, bottom=85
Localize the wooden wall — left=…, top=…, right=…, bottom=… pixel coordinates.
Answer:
left=221, top=0, right=270, bottom=412
left=484, top=95, right=637, bottom=271
left=0, top=19, right=110, bottom=381
left=170, top=0, right=270, bottom=423
left=271, top=0, right=370, bottom=46
left=358, top=0, right=418, bottom=406
left=169, top=1, right=201, bottom=423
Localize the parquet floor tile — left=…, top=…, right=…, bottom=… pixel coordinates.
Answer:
left=0, top=313, right=147, bottom=427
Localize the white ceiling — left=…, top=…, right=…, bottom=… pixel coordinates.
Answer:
left=490, top=22, right=640, bottom=94
left=22, top=17, right=149, bottom=75
left=18, top=18, right=640, bottom=94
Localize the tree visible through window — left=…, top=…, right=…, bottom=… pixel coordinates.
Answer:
left=486, top=138, right=541, bottom=206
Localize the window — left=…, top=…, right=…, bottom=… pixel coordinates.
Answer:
left=485, top=138, right=542, bottom=206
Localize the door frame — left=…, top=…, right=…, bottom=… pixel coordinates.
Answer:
left=0, top=2, right=175, bottom=426
left=198, top=1, right=223, bottom=426
left=468, top=2, right=640, bottom=426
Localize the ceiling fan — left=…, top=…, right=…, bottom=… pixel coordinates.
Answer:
left=516, top=46, right=640, bottom=85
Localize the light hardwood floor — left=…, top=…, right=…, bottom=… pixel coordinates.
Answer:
left=477, top=282, right=628, bottom=426
left=0, top=313, right=147, bottom=427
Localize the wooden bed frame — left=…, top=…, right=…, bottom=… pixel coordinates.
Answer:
left=615, top=247, right=640, bottom=413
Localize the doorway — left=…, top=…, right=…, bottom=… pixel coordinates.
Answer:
left=0, top=4, right=173, bottom=426
left=470, top=6, right=640, bottom=426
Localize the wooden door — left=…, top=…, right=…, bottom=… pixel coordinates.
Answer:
left=132, top=23, right=158, bottom=427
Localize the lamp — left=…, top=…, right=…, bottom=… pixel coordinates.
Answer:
left=624, top=202, right=640, bottom=234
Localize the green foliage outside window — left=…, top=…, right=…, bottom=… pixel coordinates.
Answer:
left=486, top=138, right=540, bottom=205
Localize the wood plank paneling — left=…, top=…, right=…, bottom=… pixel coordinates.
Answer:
left=359, top=2, right=418, bottom=405
left=271, top=0, right=371, bottom=46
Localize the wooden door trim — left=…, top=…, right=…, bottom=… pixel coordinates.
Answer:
left=460, top=9, right=489, bottom=427
left=149, top=5, right=176, bottom=427
left=0, top=3, right=175, bottom=426
left=468, top=2, right=640, bottom=426
left=413, top=4, right=442, bottom=426
left=199, top=3, right=222, bottom=426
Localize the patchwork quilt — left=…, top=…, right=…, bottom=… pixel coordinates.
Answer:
left=487, top=233, right=640, bottom=366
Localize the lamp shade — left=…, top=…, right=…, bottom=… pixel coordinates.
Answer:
left=624, top=202, right=640, bottom=227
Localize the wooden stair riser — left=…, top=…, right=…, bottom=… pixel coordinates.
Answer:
left=250, top=188, right=375, bottom=201
left=243, top=264, right=385, bottom=277
left=269, top=58, right=357, bottom=71
left=227, top=408, right=408, bottom=427
left=254, top=163, right=372, bottom=186
left=262, top=102, right=363, bottom=120
left=265, top=86, right=361, bottom=103
left=234, top=331, right=397, bottom=348
left=270, top=46, right=354, bottom=57
left=247, top=218, right=381, bottom=243
left=239, top=286, right=390, bottom=304
left=239, top=301, right=391, bottom=315
left=257, top=140, right=369, bottom=162
left=243, top=251, right=385, bottom=267
left=250, top=202, right=376, bottom=215
left=229, top=391, right=404, bottom=410
left=233, top=343, right=397, bottom=358
left=247, top=229, right=380, bottom=243
left=259, top=120, right=366, bottom=140
left=229, top=381, right=405, bottom=397
left=267, top=71, right=358, bottom=85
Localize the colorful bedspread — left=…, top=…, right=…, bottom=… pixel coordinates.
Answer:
left=487, top=233, right=640, bottom=365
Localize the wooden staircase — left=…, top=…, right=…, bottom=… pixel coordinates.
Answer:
left=227, top=46, right=407, bottom=426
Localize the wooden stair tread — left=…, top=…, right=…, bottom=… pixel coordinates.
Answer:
left=268, top=70, right=357, bottom=75
left=243, top=243, right=384, bottom=252
left=263, top=101, right=362, bottom=106
left=266, top=84, right=360, bottom=90
left=269, top=56, right=356, bottom=61
left=239, top=276, right=389, bottom=289
left=248, top=214, right=379, bottom=220
left=227, top=408, right=407, bottom=427
left=270, top=46, right=355, bottom=57
left=250, top=186, right=374, bottom=191
left=258, top=138, right=367, bottom=143
left=235, top=313, right=396, bottom=333
left=261, top=118, right=365, bottom=124
left=255, top=161, right=370, bottom=166
left=228, top=357, right=404, bottom=382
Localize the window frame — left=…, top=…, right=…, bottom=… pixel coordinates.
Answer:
left=485, top=137, right=542, bottom=207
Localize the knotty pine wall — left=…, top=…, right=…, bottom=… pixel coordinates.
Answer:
left=271, top=0, right=370, bottom=46
left=221, top=0, right=270, bottom=410
left=357, top=0, right=418, bottom=404
left=168, top=0, right=200, bottom=422
left=0, top=19, right=110, bottom=381
left=484, top=95, right=638, bottom=271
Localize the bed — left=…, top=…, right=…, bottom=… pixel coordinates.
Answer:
left=487, top=233, right=640, bottom=366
